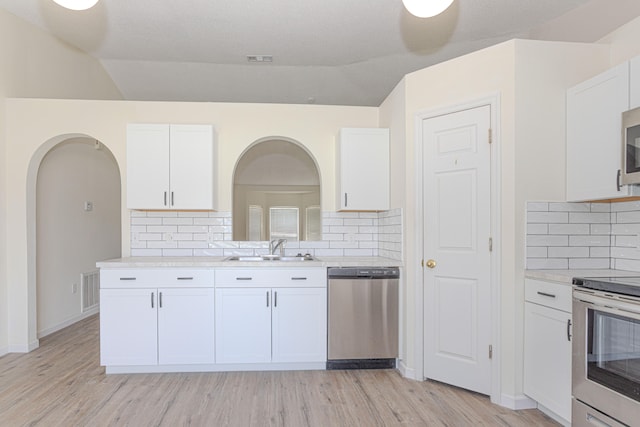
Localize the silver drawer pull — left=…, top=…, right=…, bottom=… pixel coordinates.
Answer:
left=291, top=277, right=307, bottom=281
left=177, top=277, right=193, bottom=280
left=120, top=277, right=137, bottom=281
left=236, top=277, right=253, bottom=281
left=537, top=291, right=556, bottom=298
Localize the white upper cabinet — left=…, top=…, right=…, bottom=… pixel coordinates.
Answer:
left=336, top=128, right=389, bottom=211
left=566, top=63, right=630, bottom=201
left=127, top=124, right=217, bottom=210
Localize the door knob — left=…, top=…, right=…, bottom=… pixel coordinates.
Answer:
left=426, top=259, right=437, bottom=269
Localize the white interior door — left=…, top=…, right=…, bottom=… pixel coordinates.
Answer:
left=422, top=105, right=492, bottom=395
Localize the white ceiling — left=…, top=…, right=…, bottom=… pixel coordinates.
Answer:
left=2, top=0, right=640, bottom=106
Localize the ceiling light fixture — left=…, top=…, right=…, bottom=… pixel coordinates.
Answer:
left=402, top=0, right=454, bottom=18
left=51, top=0, right=100, bottom=11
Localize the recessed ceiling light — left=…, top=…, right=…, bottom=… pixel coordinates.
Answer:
left=402, top=0, right=454, bottom=18
left=52, top=0, right=100, bottom=10
left=247, top=55, right=273, bottom=63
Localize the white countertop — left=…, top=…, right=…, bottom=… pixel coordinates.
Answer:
left=96, top=256, right=402, bottom=269
left=525, top=269, right=640, bottom=284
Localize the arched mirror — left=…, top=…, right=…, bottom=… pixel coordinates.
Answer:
left=233, top=138, right=321, bottom=241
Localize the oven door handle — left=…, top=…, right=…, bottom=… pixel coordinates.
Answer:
left=574, top=292, right=640, bottom=318
left=567, top=319, right=571, bottom=341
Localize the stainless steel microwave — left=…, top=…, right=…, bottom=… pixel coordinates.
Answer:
left=622, top=106, right=640, bottom=185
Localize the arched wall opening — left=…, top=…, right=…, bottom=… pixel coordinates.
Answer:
left=27, top=134, right=121, bottom=342
left=232, top=137, right=322, bottom=242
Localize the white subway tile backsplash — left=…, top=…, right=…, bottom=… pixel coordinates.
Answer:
left=569, top=235, right=611, bottom=247
left=527, top=258, right=569, bottom=269
left=527, top=247, right=548, bottom=258
left=527, top=202, right=549, bottom=211
left=589, top=247, right=610, bottom=258
left=527, top=235, right=569, bottom=247
left=548, top=202, right=591, bottom=212
left=548, top=247, right=589, bottom=258
left=526, top=201, right=640, bottom=272
left=569, top=212, right=610, bottom=224
left=569, top=258, right=611, bottom=269
left=548, top=224, right=590, bottom=235
left=527, top=224, right=548, bottom=234
left=527, top=212, right=569, bottom=223
left=616, top=211, right=640, bottom=223
left=129, top=208, right=403, bottom=261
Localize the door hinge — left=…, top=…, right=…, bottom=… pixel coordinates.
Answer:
left=489, top=237, right=493, bottom=252
left=488, top=128, right=492, bottom=144
left=489, top=345, right=493, bottom=359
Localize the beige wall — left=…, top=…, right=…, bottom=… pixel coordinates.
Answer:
left=4, top=99, right=378, bottom=351
left=381, top=38, right=615, bottom=404
left=0, top=8, right=121, bottom=355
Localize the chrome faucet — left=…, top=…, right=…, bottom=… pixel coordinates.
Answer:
left=270, top=238, right=287, bottom=256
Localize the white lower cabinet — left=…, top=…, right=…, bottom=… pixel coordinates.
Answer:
left=523, top=278, right=572, bottom=425
left=100, top=287, right=215, bottom=366
left=215, top=268, right=327, bottom=365
left=99, top=268, right=216, bottom=367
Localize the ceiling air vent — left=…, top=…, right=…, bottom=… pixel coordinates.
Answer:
left=247, top=55, right=273, bottom=63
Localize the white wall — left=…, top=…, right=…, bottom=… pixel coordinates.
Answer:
left=0, top=8, right=121, bottom=355
left=36, top=138, right=121, bottom=337
left=4, top=99, right=378, bottom=351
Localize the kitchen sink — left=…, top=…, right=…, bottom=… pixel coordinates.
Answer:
left=224, top=254, right=316, bottom=262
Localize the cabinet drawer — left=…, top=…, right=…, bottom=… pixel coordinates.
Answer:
left=524, top=278, right=572, bottom=312
left=215, top=268, right=327, bottom=288
left=101, top=268, right=214, bottom=288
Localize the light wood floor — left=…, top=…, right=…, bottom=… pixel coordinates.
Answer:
left=0, top=315, right=558, bottom=426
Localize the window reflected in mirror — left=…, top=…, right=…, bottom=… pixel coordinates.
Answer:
left=233, top=139, right=321, bottom=241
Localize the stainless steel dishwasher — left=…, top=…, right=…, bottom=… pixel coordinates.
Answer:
left=327, top=267, right=399, bottom=369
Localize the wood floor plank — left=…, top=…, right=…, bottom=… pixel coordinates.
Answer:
left=0, top=315, right=559, bottom=426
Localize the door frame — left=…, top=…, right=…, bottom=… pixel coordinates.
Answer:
left=413, top=94, right=502, bottom=404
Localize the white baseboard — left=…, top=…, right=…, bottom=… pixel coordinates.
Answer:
left=398, top=360, right=417, bottom=380
left=500, top=393, right=537, bottom=410
left=8, top=339, right=39, bottom=353
left=538, top=403, right=570, bottom=427
left=0, top=346, right=8, bottom=357
left=38, top=307, right=99, bottom=339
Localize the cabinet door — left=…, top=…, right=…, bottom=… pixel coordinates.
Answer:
left=215, top=288, right=272, bottom=363
left=337, top=128, right=389, bottom=211
left=169, top=125, right=216, bottom=210
left=272, top=287, right=327, bottom=363
left=127, top=124, right=171, bottom=209
left=523, top=302, right=571, bottom=422
left=100, top=288, right=158, bottom=366
left=566, top=63, right=630, bottom=201
left=157, top=288, right=215, bottom=365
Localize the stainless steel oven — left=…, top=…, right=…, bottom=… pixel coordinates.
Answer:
left=572, top=277, right=640, bottom=427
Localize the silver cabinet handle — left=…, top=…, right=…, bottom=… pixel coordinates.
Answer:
left=344, top=193, right=348, bottom=207
left=266, top=291, right=270, bottom=307
left=177, top=277, right=193, bottom=280
left=617, top=169, right=622, bottom=192
left=151, top=292, right=154, bottom=309
left=587, top=413, right=613, bottom=427
left=164, top=191, right=168, bottom=206
left=159, top=292, right=163, bottom=308
left=171, top=191, right=174, bottom=206
left=236, top=277, right=253, bottom=281
left=274, top=291, right=278, bottom=307
left=119, top=277, right=136, bottom=281
left=537, top=291, right=556, bottom=298
left=291, top=277, right=307, bottom=281
left=567, top=319, right=572, bottom=341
